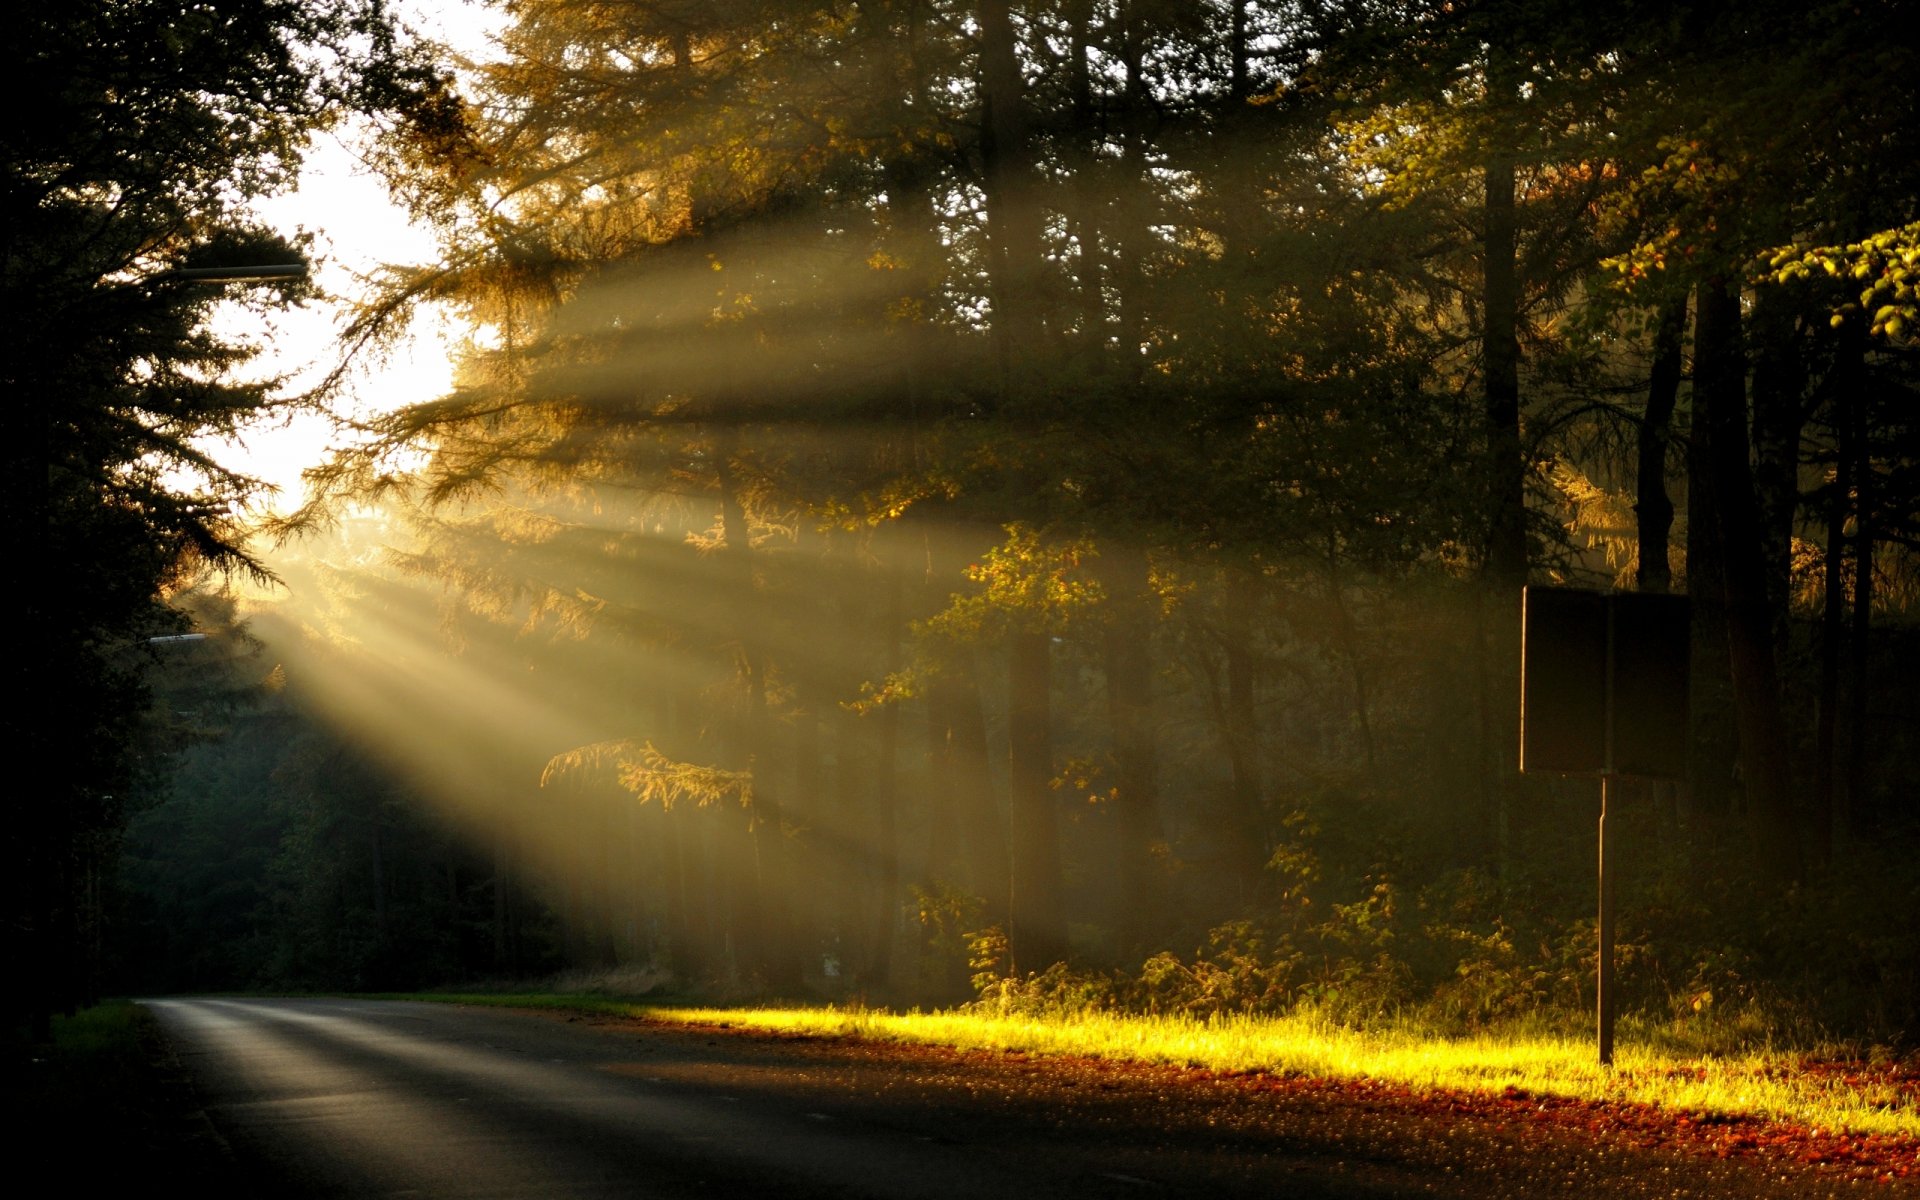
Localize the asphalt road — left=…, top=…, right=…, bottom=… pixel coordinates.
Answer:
left=145, top=997, right=1894, bottom=1199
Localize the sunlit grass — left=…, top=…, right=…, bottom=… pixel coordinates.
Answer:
left=405, top=992, right=1917, bottom=1139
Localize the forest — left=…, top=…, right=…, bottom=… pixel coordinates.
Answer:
left=12, top=0, right=1919, bottom=1051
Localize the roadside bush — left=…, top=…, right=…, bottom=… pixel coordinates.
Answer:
left=961, top=794, right=1918, bottom=1054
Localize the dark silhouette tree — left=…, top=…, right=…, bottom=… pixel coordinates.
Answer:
left=2, top=0, right=426, bottom=1036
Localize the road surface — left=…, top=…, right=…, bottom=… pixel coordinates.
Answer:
left=145, top=997, right=1890, bottom=1198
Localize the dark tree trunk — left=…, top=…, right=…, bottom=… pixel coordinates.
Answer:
left=1114, top=4, right=1146, bottom=377
left=866, top=571, right=904, bottom=990
left=493, top=842, right=516, bottom=974
left=978, top=1, right=1058, bottom=972
left=1100, top=543, right=1163, bottom=954
left=947, top=652, right=1008, bottom=927
left=790, top=689, right=826, bottom=979
left=1007, top=629, right=1065, bottom=971
left=1222, top=571, right=1267, bottom=886
left=1324, top=541, right=1377, bottom=776
left=659, top=692, right=703, bottom=978
left=828, top=691, right=865, bottom=980
left=1064, top=0, right=1107, bottom=368
left=1812, top=321, right=1864, bottom=862
left=662, top=804, right=697, bottom=977
left=1694, top=277, right=1801, bottom=885
left=370, top=804, right=389, bottom=945
left=716, top=444, right=800, bottom=988
left=1844, top=365, right=1875, bottom=832
left=1636, top=296, right=1686, bottom=593
left=1481, top=107, right=1526, bottom=878
left=1229, top=0, right=1251, bottom=100
left=1685, top=355, right=1741, bottom=832
left=1748, top=291, right=1808, bottom=654
left=979, top=0, right=1046, bottom=389
left=1482, top=132, right=1526, bottom=595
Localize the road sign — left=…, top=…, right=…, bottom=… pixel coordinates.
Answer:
left=1520, top=586, right=1689, bottom=780
left=1519, top=585, right=1690, bottom=1068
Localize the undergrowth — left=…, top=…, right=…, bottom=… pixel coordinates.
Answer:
left=398, top=808, right=1919, bottom=1140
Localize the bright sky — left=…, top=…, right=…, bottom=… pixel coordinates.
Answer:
left=203, top=0, right=504, bottom=510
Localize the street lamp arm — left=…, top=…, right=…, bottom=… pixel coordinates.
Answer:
left=171, top=263, right=309, bottom=283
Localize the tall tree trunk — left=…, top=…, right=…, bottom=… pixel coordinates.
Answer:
left=942, top=650, right=1007, bottom=928
left=1222, top=571, right=1267, bottom=889
left=1482, top=123, right=1526, bottom=594
left=715, top=441, right=800, bottom=987
left=790, top=686, right=825, bottom=979
left=1064, top=0, right=1108, bottom=367
left=1844, top=363, right=1875, bottom=833
left=1114, top=2, right=1146, bottom=377
left=1748, top=290, right=1808, bottom=655
left=703, top=797, right=742, bottom=988
left=1685, top=358, right=1741, bottom=832
left=826, top=685, right=864, bottom=981
left=493, top=841, right=515, bottom=974
left=866, top=571, right=904, bottom=990
left=1006, top=629, right=1065, bottom=971
left=1481, top=103, right=1526, bottom=877
left=1630, top=292, right=1689, bottom=873
left=1812, top=322, right=1863, bottom=862
left=1636, top=295, right=1686, bottom=593
left=662, top=804, right=697, bottom=977
left=1100, top=542, right=1163, bottom=955
left=979, top=0, right=1046, bottom=390
left=1695, top=277, right=1801, bottom=885
left=980, top=0, right=1061, bottom=973
left=658, top=692, right=702, bottom=978
left=370, top=800, right=389, bottom=949
left=1228, top=0, right=1251, bottom=100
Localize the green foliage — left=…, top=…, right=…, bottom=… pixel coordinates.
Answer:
left=920, top=524, right=1106, bottom=642
left=545, top=740, right=757, bottom=816
left=910, top=882, right=989, bottom=994
left=1135, top=922, right=1302, bottom=1016
left=1766, top=222, right=1920, bottom=342
left=960, top=800, right=1920, bottom=1050
left=617, top=747, right=757, bottom=815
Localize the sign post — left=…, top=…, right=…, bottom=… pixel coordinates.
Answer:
left=1520, top=586, right=1688, bottom=1067
left=1598, top=773, right=1615, bottom=1065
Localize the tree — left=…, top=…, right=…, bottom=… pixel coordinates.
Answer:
left=1, top=0, right=422, bottom=1035
left=1590, top=0, right=1920, bottom=880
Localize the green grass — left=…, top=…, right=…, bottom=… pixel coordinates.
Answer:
left=15, top=1001, right=156, bottom=1109
left=7, top=1001, right=239, bottom=1190
left=400, top=991, right=1918, bottom=1139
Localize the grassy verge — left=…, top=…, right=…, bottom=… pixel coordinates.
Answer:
left=7, top=1001, right=238, bottom=1189
left=396, top=991, right=1917, bottom=1139
left=12, top=1002, right=163, bottom=1122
